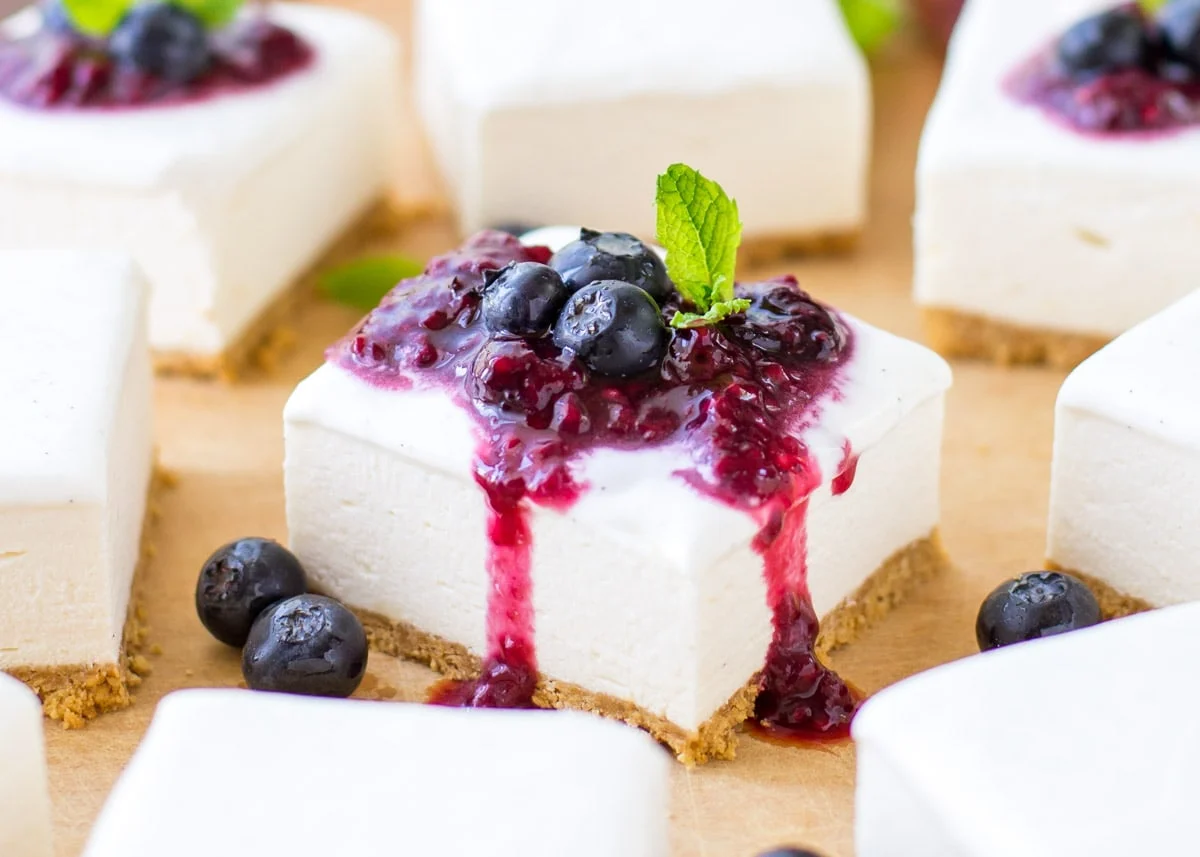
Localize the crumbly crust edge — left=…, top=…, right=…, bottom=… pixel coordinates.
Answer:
left=5, top=468, right=172, bottom=728
left=356, top=530, right=947, bottom=765
left=738, top=227, right=860, bottom=266
left=921, top=307, right=1110, bottom=370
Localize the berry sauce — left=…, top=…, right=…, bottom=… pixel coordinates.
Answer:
left=0, top=17, right=313, bottom=110
left=335, top=231, right=861, bottom=740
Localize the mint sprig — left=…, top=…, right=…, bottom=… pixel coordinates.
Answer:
left=319, top=254, right=425, bottom=311
left=60, top=0, right=129, bottom=37
left=58, top=0, right=244, bottom=36
left=1138, top=0, right=1168, bottom=11
left=655, top=163, right=746, bottom=330
left=839, top=0, right=901, bottom=54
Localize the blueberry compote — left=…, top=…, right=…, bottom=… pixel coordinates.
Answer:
left=1007, top=2, right=1200, bottom=135
left=335, top=229, right=861, bottom=739
left=0, top=5, right=312, bottom=110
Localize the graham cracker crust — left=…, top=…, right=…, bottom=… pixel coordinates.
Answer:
left=739, top=227, right=861, bottom=266
left=356, top=531, right=947, bottom=764
left=5, top=468, right=171, bottom=728
left=921, top=307, right=1109, bottom=370
left=1044, top=561, right=1153, bottom=620
left=153, top=199, right=409, bottom=382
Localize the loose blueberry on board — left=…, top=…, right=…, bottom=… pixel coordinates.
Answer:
left=110, top=3, right=211, bottom=84
left=976, top=571, right=1102, bottom=651
left=756, top=849, right=826, bottom=857
left=552, top=280, right=668, bottom=377
left=1159, top=0, right=1200, bottom=72
left=481, top=262, right=570, bottom=338
left=549, top=229, right=674, bottom=303
left=1056, top=6, right=1152, bottom=77
left=195, top=538, right=308, bottom=647
left=242, top=594, right=368, bottom=698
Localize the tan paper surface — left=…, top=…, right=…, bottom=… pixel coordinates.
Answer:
left=40, top=5, right=1074, bottom=855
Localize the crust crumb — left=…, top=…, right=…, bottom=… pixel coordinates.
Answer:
left=921, top=307, right=1109, bottom=370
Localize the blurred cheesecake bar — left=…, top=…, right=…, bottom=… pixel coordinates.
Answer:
left=0, top=251, right=153, bottom=725
left=0, top=3, right=400, bottom=377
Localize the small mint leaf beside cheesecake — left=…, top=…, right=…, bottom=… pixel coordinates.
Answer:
left=175, top=0, right=243, bottom=27
left=655, top=162, right=748, bottom=330
left=320, top=254, right=425, bottom=311
left=59, top=0, right=128, bottom=37
left=839, top=0, right=902, bottom=54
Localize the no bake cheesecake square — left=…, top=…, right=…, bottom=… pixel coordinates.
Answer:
left=915, top=0, right=1200, bottom=368
left=1047, top=289, right=1200, bottom=615
left=0, top=3, right=400, bottom=377
left=0, top=251, right=154, bottom=725
left=283, top=228, right=951, bottom=763
left=416, top=0, right=870, bottom=255
left=0, top=674, right=53, bottom=857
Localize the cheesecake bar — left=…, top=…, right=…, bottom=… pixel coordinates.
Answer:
left=0, top=251, right=154, bottom=725
left=83, top=690, right=670, bottom=857
left=0, top=674, right=53, bottom=857
left=1046, top=289, right=1200, bottom=615
left=854, top=602, right=1200, bottom=855
left=0, top=3, right=400, bottom=377
left=915, top=0, right=1200, bottom=368
left=285, top=215, right=951, bottom=762
left=415, top=0, right=870, bottom=256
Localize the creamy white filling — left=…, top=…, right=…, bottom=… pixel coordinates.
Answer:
left=854, top=603, right=1200, bottom=856
left=84, top=690, right=670, bottom=857
left=0, top=674, right=52, bottom=857
left=1047, top=290, right=1200, bottom=606
left=283, top=236, right=951, bottom=730
left=416, top=0, right=869, bottom=237
left=914, top=0, right=1200, bottom=338
left=0, top=4, right=401, bottom=357
left=0, top=252, right=153, bottom=669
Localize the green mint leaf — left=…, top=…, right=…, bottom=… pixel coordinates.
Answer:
left=1138, top=0, right=1168, bottom=11
left=670, top=298, right=752, bottom=330
left=61, top=0, right=130, bottom=36
left=655, top=163, right=742, bottom=315
left=839, top=0, right=901, bottom=54
left=174, top=0, right=244, bottom=27
left=319, top=255, right=425, bottom=312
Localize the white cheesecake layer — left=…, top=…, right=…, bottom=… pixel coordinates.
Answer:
left=1047, top=290, right=1200, bottom=606
left=0, top=4, right=400, bottom=358
left=0, top=252, right=153, bottom=670
left=854, top=602, right=1200, bottom=856
left=0, top=674, right=52, bottom=857
left=284, top=228, right=950, bottom=732
left=416, top=0, right=869, bottom=239
left=914, top=0, right=1200, bottom=338
left=83, top=690, right=670, bottom=857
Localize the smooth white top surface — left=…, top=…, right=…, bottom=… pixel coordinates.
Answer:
left=854, top=603, right=1200, bottom=856
left=83, top=690, right=671, bottom=857
left=287, top=228, right=952, bottom=568
left=0, top=251, right=145, bottom=504
left=0, top=4, right=394, bottom=197
left=419, top=0, right=863, bottom=108
left=1057, top=289, right=1200, bottom=450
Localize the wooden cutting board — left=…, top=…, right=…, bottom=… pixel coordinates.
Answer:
left=41, top=4, right=1071, bottom=855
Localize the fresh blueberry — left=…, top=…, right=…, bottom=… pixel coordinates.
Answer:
left=242, top=594, right=368, bottom=698
left=1159, top=0, right=1200, bottom=72
left=1056, top=6, right=1152, bottom=77
left=553, top=280, right=668, bottom=377
left=549, top=228, right=673, bottom=303
left=110, top=2, right=210, bottom=84
left=481, top=262, right=569, bottom=338
left=756, top=849, right=826, bottom=857
left=976, top=571, right=1101, bottom=651
left=195, top=538, right=307, bottom=647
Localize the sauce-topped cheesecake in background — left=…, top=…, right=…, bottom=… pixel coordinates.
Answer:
left=0, top=0, right=400, bottom=378
left=915, top=0, right=1200, bottom=369
left=284, top=166, right=952, bottom=763
left=415, top=0, right=871, bottom=261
